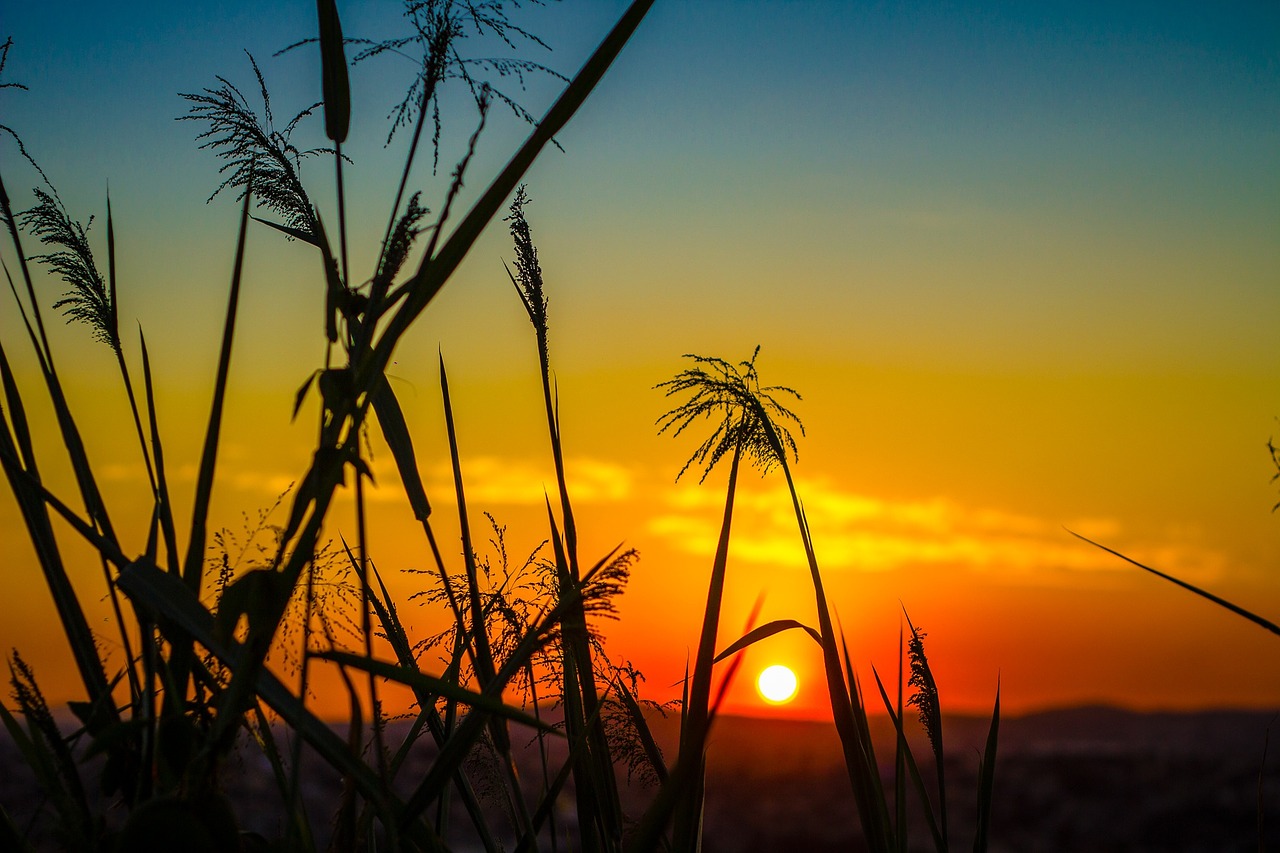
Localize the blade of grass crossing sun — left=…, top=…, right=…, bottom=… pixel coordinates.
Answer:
left=712, top=618, right=822, bottom=662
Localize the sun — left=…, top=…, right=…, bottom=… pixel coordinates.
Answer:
left=756, top=664, right=798, bottom=704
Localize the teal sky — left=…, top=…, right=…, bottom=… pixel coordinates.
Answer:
left=3, top=2, right=1280, bottom=713
left=6, top=2, right=1276, bottom=378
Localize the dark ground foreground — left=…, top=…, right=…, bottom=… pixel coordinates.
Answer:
left=3, top=706, right=1277, bottom=851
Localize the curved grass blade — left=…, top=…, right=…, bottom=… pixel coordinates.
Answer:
left=712, top=618, right=822, bottom=663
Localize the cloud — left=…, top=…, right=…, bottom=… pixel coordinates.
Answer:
left=649, top=477, right=1226, bottom=583
left=363, top=455, right=635, bottom=507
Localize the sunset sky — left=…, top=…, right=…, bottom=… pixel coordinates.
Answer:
left=2, top=1, right=1278, bottom=720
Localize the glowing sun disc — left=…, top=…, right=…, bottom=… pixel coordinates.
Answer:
left=757, top=665, right=798, bottom=704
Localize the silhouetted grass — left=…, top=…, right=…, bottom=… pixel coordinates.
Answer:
left=0, top=1, right=1006, bottom=850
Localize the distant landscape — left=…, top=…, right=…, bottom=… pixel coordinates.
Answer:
left=6, top=707, right=1274, bottom=852
left=2, top=1, right=1277, bottom=850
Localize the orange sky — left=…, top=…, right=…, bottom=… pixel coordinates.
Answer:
left=1, top=1, right=1278, bottom=722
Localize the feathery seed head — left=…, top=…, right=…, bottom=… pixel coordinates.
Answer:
left=179, top=53, right=326, bottom=242
left=906, top=620, right=943, bottom=753
left=505, top=185, right=549, bottom=340
left=656, top=346, right=804, bottom=483
left=18, top=189, right=117, bottom=352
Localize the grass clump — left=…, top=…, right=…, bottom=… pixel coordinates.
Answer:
left=0, top=2, right=1003, bottom=851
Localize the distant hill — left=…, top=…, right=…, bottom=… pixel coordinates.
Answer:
left=3, top=706, right=1276, bottom=851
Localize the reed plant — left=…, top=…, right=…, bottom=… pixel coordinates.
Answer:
left=0, top=2, right=1000, bottom=851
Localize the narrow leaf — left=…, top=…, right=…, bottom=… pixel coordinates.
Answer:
left=1069, top=529, right=1280, bottom=636
left=315, top=0, right=350, bottom=143
left=314, top=650, right=557, bottom=733
left=371, top=372, right=430, bottom=520
left=713, top=618, right=822, bottom=663
left=973, top=680, right=1000, bottom=853
left=251, top=214, right=321, bottom=247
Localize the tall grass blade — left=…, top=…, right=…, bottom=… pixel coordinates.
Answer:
left=181, top=164, right=253, bottom=595
left=372, top=370, right=431, bottom=521
left=138, top=331, right=179, bottom=571
left=438, top=355, right=497, bottom=688
left=543, top=500, right=603, bottom=853
left=1070, top=530, right=1280, bottom=636
left=871, top=666, right=945, bottom=852
left=0, top=341, right=114, bottom=720
left=973, top=680, right=1000, bottom=853
left=672, top=442, right=741, bottom=852
left=105, top=192, right=119, bottom=350
left=839, top=629, right=895, bottom=849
